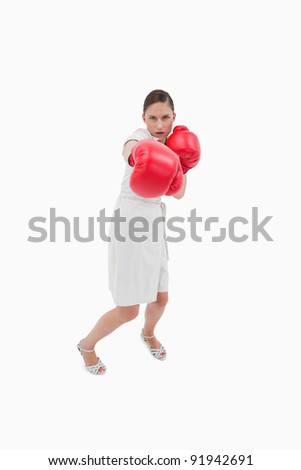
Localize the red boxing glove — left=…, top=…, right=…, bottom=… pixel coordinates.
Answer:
left=166, top=125, right=201, bottom=174
left=129, top=139, right=183, bottom=198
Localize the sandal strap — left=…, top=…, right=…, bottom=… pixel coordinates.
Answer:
left=141, top=330, right=155, bottom=339
left=86, top=357, right=106, bottom=375
left=150, top=344, right=166, bottom=359
left=80, top=347, right=95, bottom=353
left=77, top=340, right=95, bottom=354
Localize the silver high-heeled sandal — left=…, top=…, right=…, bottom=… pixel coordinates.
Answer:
left=141, top=330, right=167, bottom=360
left=77, top=340, right=106, bottom=375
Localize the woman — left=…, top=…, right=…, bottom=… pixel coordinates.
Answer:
left=77, top=89, right=193, bottom=375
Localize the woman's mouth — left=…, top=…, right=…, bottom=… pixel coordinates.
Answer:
left=156, top=132, right=164, bottom=135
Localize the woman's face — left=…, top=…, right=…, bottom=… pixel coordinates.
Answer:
left=142, top=101, right=176, bottom=143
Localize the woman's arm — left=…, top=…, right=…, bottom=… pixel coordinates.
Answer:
left=173, top=173, right=187, bottom=199
left=122, top=140, right=139, bottom=163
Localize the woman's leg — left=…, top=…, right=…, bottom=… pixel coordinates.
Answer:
left=79, top=304, right=140, bottom=371
left=142, top=291, right=168, bottom=359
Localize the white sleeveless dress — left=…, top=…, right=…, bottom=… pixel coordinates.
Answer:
left=108, top=128, right=169, bottom=306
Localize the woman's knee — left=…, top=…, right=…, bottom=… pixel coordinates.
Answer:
left=156, top=292, right=169, bottom=308
left=116, top=304, right=140, bottom=322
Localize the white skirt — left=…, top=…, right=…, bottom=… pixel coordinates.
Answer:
left=108, top=194, right=169, bottom=306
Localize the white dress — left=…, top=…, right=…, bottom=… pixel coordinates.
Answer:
left=108, top=128, right=169, bottom=306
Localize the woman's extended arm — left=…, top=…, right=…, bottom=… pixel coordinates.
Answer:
left=173, top=174, right=187, bottom=199
left=122, top=140, right=139, bottom=163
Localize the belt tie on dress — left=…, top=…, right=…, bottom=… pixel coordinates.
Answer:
left=119, top=194, right=169, bottom=261
left=160, top=201, right=169, bottom=261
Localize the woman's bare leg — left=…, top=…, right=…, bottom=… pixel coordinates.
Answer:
left=79, top=304, right=139, bottom=371
left=142, top=292, right=168, bottom=359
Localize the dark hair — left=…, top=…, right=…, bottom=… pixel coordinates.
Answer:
left=143, top=89, right=174, bottom=114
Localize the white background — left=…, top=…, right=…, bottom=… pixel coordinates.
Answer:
left=0, top=0, right=300, bottom=459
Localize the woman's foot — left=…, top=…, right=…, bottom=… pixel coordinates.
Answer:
left=77, top=339, right=106, bottom=375
left=141, top=329, right=166, bottom=360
